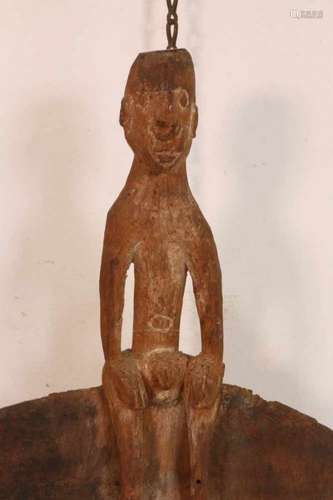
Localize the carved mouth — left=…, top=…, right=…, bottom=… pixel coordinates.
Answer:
left=150, top=128, right=183, bottom=168
left=153, top=151, right=181, bottom=168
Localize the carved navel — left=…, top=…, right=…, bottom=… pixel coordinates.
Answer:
left=148, top=314, right=174, bottom=333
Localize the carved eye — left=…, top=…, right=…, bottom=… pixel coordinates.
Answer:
left=179, top=90, right=189, bottom=109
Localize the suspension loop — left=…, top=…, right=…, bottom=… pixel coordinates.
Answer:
left=166, top=0, right=179, bottom=49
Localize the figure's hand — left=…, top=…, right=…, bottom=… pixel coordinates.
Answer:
left=185, top=353, right=224, bottom=409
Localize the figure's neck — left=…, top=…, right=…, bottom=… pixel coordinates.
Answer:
left=125, top=155, right=191, bottom=196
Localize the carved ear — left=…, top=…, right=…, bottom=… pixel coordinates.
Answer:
left=120, top=96, right=135, bottom=135
left=191, top=104, right=199, bottom=138
left=119, top=97, right=127, bottom=128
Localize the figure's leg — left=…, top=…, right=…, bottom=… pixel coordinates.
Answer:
left=185, top=400, right=220, bottom=499
left=138, top=350, right=189, bottom=499
left=184, top=357, right=224, bottom=500
left=103, top=353, right=148, bottom=500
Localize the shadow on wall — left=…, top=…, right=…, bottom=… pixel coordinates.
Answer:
left=4, top=95, right=103, bottom=399
left=222, top=92, right=313, bottom=410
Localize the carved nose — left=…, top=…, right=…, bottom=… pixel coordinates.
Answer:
left=155, top=119, right=170, bottom=129
left=152, top=119, right=180, bottom=141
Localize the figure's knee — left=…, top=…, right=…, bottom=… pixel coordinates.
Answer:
left=103, top=351, right=148, bottom=410
left=184, top=355, right=224, bottom=409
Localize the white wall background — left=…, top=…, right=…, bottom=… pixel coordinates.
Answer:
left=0, top=1, right=332, bottom=428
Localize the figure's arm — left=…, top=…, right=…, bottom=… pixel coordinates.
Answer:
left=185, top=233, right=224, bottom=409
left=187, top=235, right=223, bottom=362
left=99, top=211, right=131, bottom=360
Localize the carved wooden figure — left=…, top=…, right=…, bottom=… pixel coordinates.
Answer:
left=100, top=49, right=224, bottom=500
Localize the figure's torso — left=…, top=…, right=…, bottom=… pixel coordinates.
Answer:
left=107, top=171, right=216, bottom=354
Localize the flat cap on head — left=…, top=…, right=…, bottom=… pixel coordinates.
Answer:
left=125, top=49, right=196, bottom=101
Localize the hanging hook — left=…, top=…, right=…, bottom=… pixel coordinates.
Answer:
left=166, top=0, right=179, bottom=50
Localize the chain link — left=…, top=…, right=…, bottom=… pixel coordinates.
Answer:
left=166, top=0, right=179, bottom=50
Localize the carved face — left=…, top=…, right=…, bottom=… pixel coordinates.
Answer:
left=120, top=88, right=198, bottom=171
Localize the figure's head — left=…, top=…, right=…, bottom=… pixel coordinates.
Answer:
left=120, top=49, right=198, bottom=172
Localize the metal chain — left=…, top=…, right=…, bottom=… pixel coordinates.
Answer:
left=166, top=0, right=179, bottom=50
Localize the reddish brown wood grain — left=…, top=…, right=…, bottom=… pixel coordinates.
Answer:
left=100, top=49, right=224, bottom=499
left=0, top=385, right=332, bottom=499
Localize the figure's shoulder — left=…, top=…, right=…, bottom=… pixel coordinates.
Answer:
left=102, top=205, right=124, bottom=247
left=105, top=193, right=129, bottom=226
left=186, top=194, right=213, bottom=236
left=102, top=196, right=138, bottom=253
left=103, top=207, right=116, bottom=231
